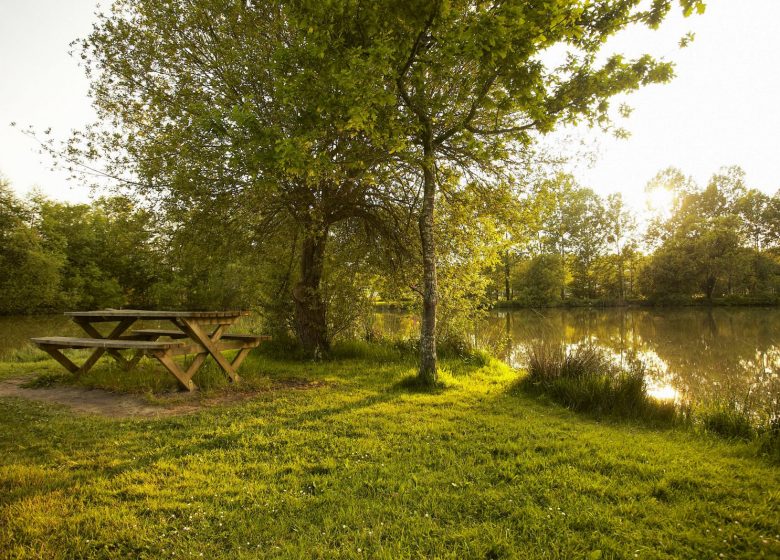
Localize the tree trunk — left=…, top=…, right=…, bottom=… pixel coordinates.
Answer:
left=418, top=145, right=438, bottom=385
left=704, top=274, right=717, bottom=300
left=559, top=245, right=566, bottom=303
left=292, top=228, right=329, bottom=359
left=504, top=251, right=511, bottom=302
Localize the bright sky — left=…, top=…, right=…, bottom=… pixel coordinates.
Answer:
left=1, top=1, right=779, bottom=209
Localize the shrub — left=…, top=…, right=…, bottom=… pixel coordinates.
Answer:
left=699, top=403, right=755, bottom=440
left=519, top=343, right=677, bottom=423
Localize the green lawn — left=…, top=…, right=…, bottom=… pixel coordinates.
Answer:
left=0, top=345, right=778, bottom=559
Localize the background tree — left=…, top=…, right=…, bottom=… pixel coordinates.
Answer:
left=736, top=189, right=774, bottom=252
left=0, top=178, right=62, bottom=313
left=640, top=166, right=779, bottom=301
left=603, top=193, right=637, bottom=303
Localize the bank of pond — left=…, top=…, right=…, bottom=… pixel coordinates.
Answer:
left=1, top=333, right=778, bottom=558
left=2, top=307, right=778, bottom=460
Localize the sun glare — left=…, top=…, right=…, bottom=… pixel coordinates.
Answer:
left=645, top=188, right=676, bottom=217
left=647, top=383, right=681, bottom=402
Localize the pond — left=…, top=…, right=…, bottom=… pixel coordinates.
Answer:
left=2, top=308, right=778, bottom=408
left=375, top=307, right=780, bottom=407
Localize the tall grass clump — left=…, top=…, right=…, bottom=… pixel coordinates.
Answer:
left=517, top=343, right=677, bottom=423
left=695, top=377, right=780, bottom=461
left=758, top=417, right=780, bottom=462
left=2, top=343, right=49, bottom=363
left=698, top=400, right=756, bottom=440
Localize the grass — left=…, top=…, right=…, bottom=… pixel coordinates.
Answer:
left=516, top=343, right=780, bottom=462
left=0, top=341, right=779, bottom=559
left=516, top=344, right=679, bottom=424
left=2, top=343, right=50, bottom=364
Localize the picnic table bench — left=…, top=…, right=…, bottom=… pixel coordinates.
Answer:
left=31, top=310, right=268, bottom=391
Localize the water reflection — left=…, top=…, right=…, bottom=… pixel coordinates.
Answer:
left=2, top=308, right=778, bottom=407
left=0, top=315, right=77, bottom=358
left=374, top=307, right=780, bottom=406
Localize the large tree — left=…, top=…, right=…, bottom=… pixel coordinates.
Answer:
left=301, top=0, right=703, bottom=384
left=74, top=0, right=410, bottom=357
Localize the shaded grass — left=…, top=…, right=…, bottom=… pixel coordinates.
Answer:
left=0, top=344, right=778, bottom=558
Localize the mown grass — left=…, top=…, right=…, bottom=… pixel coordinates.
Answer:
left=0, top=342, right=779, bottom=559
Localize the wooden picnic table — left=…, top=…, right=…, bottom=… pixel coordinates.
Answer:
left=31, top=309, right=267, bottom=391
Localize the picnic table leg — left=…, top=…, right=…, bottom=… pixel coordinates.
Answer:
left=74, top=318, right=137, bottom=372
left=230, top=347, right=253, bottom=371
left=185, top=353, right=209, bottom=378
left=177, top=319, right=241, bottom=383
left=124, top=350, right=145, bottom=371
left=39, top=345, right=80, bottom=374
left=152, top=350, right=198, bottom=392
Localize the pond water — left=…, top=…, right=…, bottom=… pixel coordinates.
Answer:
left=375, top=307, right=780, bottom=406
left=2, top=308, right=778, bottom=407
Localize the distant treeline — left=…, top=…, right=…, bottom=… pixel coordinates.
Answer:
left=0, top=180, right=264, bottom=314
left=489, top=166, right=780, bottom=307
left=1, top=165, right=779, bottom=316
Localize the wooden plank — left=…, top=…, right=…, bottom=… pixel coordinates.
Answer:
left=230, top=347, right=253, bottom=371
left=74, top=318, right=134, bottom=367
left=166, top=339, right=258, bottom=356
left=65, top=310, right=248, bottom=320
left=38, top=345, right=80, bottom=374
left=133, top=329, right=270, bottom=342
left=167, top=343, right=212, bottom=356
left=185, top=353, right=209, bottom=378
left=74, top=317, right=136, bottom=373
left=31, top=337, right=186, bottom=350
left=132, top=329, right=189, bottom=339
left=125, top=350, right=145, bottom=370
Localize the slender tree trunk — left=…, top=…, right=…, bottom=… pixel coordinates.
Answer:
left=418, top=143, right=438, bottom=385
left=292, top=227, right=329, bottom=359
left=616, top=242, right=625, bottom=304
left=504, top=251, right=511, bottom=302
left=559, top=243, right=566, bottom=303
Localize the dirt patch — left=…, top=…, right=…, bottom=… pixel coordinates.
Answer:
left=0, top=375, right=326, bottom=419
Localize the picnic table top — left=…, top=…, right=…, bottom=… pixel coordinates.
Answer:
left=65, top=309, right=249, bottom=320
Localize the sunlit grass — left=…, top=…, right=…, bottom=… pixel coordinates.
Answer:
left=1, top=343, right=50, bottom=364
left=0, top=343, right=778, bottom=558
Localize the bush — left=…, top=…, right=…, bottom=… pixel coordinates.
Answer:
left=757, top=419, right=780, bottom=462
left=699, top=403, right=755, bottom=440
left=518, top=344, right=677, bottom=423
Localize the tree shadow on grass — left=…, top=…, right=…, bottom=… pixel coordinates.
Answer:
left=391, top=373, right=452, bottom=395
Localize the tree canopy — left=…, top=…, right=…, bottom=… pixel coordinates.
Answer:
left=57, top=0, right=709, bottom=382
